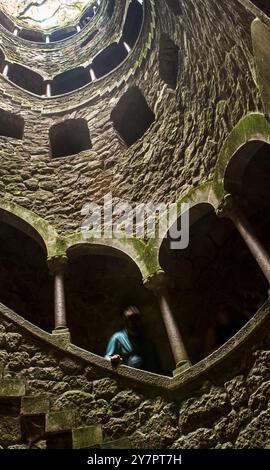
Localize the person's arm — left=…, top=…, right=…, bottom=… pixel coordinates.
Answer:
left=105, top=334, right=123, bottom=368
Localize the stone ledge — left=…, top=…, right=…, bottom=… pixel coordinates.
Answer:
left=0, top=299, right=270, bottom=395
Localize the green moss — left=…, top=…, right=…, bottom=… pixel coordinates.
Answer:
left=213, top=112, right=270, bottom=200
left=0, top=198, right=58, bottom=257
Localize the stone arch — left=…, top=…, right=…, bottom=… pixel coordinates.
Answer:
left=0, top=208, right=47, bottom=253
left=0, top=200, right=58, bottom=258
left=224, top=140, right=269, bottom=196
left=64, top=242, right=165, bottom=369
left=50, top=26, right=77, bottom=43
left=18, top=28, right=46, bottom=42
left=250, top=0, right=270, bottom=16
left=0, top=206, right=54, bottom=331
left=65, top=236, right=152, bottom=281
left=8, top=63, right=45, bottom=96
left=92, top=42, right=128, bottom=79
left=0, top=11, right=13, bottom=32
left=154, top=183, right=218, bottom=254
left=158, top=184, right=268, bottom=363
left=213, top=113, right=270, bottom=202
left=122, top=0, right=144, bottom=49
left=52, top=67, right=90, bottom=95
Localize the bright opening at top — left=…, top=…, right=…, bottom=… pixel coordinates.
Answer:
left=0, top=0, right=99, bottom=31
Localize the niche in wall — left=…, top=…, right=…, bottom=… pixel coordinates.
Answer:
left=111, top=86, right=155, bottom=146
left=49, top=119, right=92, bottom=158
left=159, top=33, right=179, bottom=89
left=0, top=108, right=25, bottom=140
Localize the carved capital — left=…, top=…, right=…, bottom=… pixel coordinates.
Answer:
left=216, top=193, right=237, bottom=220
left=47, top=255, right=68, bottom=275
left=144, top=270, right=169, bottom=295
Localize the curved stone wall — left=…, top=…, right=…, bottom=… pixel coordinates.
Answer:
left=0, top=0, right=270, bottom=450
left=0, top=300, right=270, bottom=448
left=0, top=0, right=263, bottom=234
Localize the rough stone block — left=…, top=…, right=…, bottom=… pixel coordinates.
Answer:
left=72, top=425, right=103, bottom=449
left=0, top=379, right=25, bottom=398
left=21, top=395, right=50, bottom=416
left=0, top=416, right=22, bottom=447
left=51, top=329, right=71, bottom=348
left=46, top=409, right=76, bottom=434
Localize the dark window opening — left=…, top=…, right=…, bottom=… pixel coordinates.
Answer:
left=80, top=7, right=94, bottom=28
left=65, top=247, right=168, bottom=374
left=0, top=12, right=14, bottom=32
left=159, top=33, right=179, bottom=89
left=225, top=141, right=270, bottom=215
left=0, top=108, right=24, bottom=140
left=92, top=42, right=127, bottom=79
left=18, top=29, right=46, bottom=43
left=50, top=27, right=77, bottom=43
left=250, top=0, right=270, bottom=16
left=51, top=67, right=90, bottom=95
left=122, top=0, right=143, bottom=49
left=80, top=29, right=98, bottom=48
left=159, top=202, right=268, bottom=364
left=8, top=63, right=45, bottom=96
left=49, top=119, right=92, bottom=158
left=0, top=49, right=5, bottom=72
left=165, top=0, right=182, bottom=16
left=111, top=87, right=155, bottom=146
left=0, top=220, right=53, bottom=332
left=107, top=0, right=116, bottom=18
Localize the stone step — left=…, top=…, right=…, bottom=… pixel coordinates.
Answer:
left=45, top=409, right=76, bottom=434
left=21, top=395, right=50, bottom=416
left=72, top=425, right=103, bottom=449
left=0, top=379, right=26, bottom=398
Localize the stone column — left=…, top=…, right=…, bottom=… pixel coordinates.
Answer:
left=48, top=256, right=69, bottom=334
left=217, top=194, right=270, bottom=283
left=45, top=81, right=52, bottom=97
left=145, top=271, right=191, bottom=376
left=3, top=63, right=9, bottom=77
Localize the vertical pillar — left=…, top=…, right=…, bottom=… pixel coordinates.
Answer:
left=89, top=68, right=96, bottom=81
left=123, top=41, right=131, bottom=53
left=48, top=256, right=69, bottom=334
left=145, top=271, right=191, bottom=376
left=45, top=81, right=52, bottom=97
left=3, top=63, right=9, bottom=77
left=217, top=194, right=270, bottom=284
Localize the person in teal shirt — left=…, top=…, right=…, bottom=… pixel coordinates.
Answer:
left=105, top=306, right=160, bottom=373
